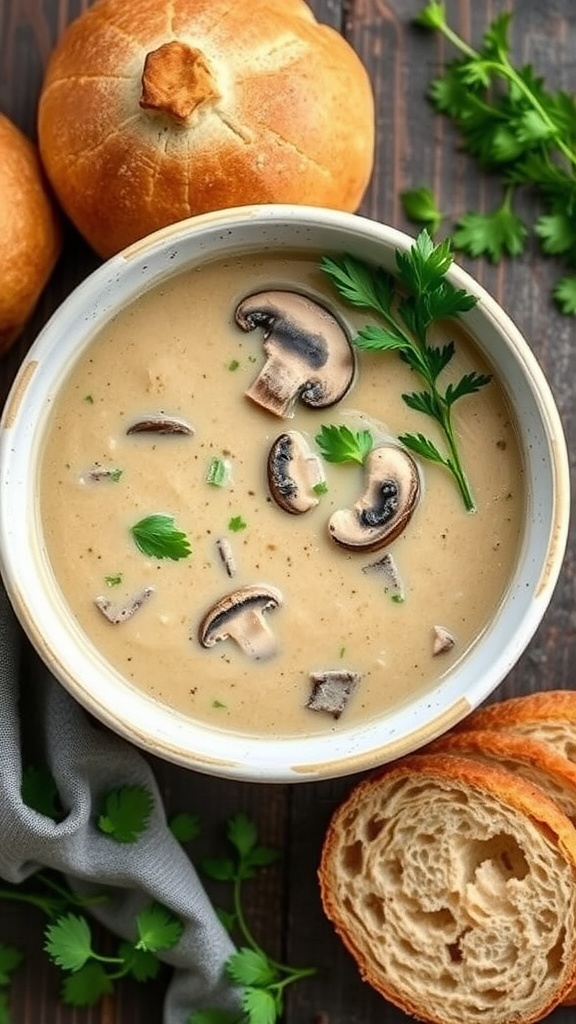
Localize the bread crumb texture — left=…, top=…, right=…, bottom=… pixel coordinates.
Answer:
left=37, top=0, right=375, bottom=257
left=319, top=751, right=576, bottom=1024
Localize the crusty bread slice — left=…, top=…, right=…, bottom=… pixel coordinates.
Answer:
left=456, top=691, right=576, bottom=760
left=430, top=728, right=576, bottom=824
left=319, top=752, right=576, bottom=1024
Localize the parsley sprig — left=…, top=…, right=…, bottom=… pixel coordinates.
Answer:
left=315, top=424, right=374, bottom=465
left=191, top=813, right=316, bottom=1024
left=409, top=2, right=576, bottom=313
left=322, top=232, right=490, bottom=511
left=130, top=513, right=191, bottom=560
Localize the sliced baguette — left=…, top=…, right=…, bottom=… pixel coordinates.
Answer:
left=319, top=752, right=576, bottom=1024
left=430, top=728, right=576, bottom=824
left=456, top=691, right=576, bottom=760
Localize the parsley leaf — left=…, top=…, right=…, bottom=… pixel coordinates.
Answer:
left=97, top=786, right=154, bottom=843
left=322, top=233, right=487, bottom=511
left=118, top=942, right=161, bottom=982
left=227, top=948, right=278, bottom=988
left=169, top=812, right=201, bottom=843
left=315, top=424, right=373, bottom=466
left=61, top=962, right=113, bottom=1007
left=401, top=186, right=444, bottom=234
left=415, top=3, right=576, bottom=313
left=188, top=1012, right=236, bottom=1024
left=130, top=513, right=191, bottom=560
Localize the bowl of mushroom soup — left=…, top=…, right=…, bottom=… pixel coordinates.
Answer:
left=0, top=206, right=569, bottom=781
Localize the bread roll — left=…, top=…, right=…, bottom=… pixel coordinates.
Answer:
left=0, top=114, right=61, bottom=354
left=319, top=752, right=576, bottom=1024
left=38, top=0, right=375, bottom=258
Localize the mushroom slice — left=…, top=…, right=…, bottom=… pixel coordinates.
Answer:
left=235, top=290, right=355, bottom=417
left=432, top=625, right=456, bottom=655
left=268, top=430, right=326, bottom=514
left=306, top=670, right=362, bottom=719
left=126, top=416, right=193, bottom=435
left=94, top=586, right=155, bottom=624
left=328, top=445, right=420, bottom=552
left=198, top=584, right=283, bottom=660
left=362, top=552, right=405, bottom=600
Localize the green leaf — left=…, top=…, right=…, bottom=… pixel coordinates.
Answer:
left=135, top=903, right=184, bottom=953
left=414, top=2, right=446, bottom=30
left=118, top=941, right=161, bottom=982
left=0, top=945, right=23, bottom=986
left=201, top=857, right=237, bottom=882
left=206, top=457, right=231, bottom=487
left=227, top=813, right=257, bottom=859
left=554, top=275, right=576, bottom=315
left=395, top=232, right=453, bottom=294
left=452, top=203, right=527, bottom=262
left=228, top=515, right=247, bottom=533
left=97, top=786, right=154, bottom=843
left=61, top=962, right=113, bottom=1007
left=104, top=573, right=123, bottom=587
left=444, top=371, right=492, bottom=405
left=353, top=324, right=409, bottom=352
left=242, top=987, right=278, bottom=1024
left=515, top=108, right=556, bottom=145
left=481, top=12, right=512, bottom=61
left=216, top=907, right=237, bottom=933
left=315, top=424, right=373, bottom=466
left=402, top=390, right=440, bottom=419
left=398, top=433, right=447, bottom=466
left=0, top=991, right=10, bottom=1024
left=130, top=513, right=192, bottom=560
left=169, top=812, right=201, bottom=843
left=401, top=187, right=444, bottom=233
left=535, top=212, right=576, bottom=255
left=320, top=255, right=394, bottom=316
left=44, top=914, right=93, bottom=972
left=226, top=948, right=278, bottom=988
left=188, top=1011, right=237, bottom=1024
left=21, top=765, right=64, bottom=821
left=424, top=342, right=455, bottom=380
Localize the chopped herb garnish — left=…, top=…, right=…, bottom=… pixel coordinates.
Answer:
left=130, top=514, right=191, bottom=560
left=206, top=457, right=231, bottom=487
left=315, top=424, right=373, bottom=466
left=228, top=359, right=240, bottom=371
left=321, top=231, right=489, bottom=511
left=104, top=573, right=123, bottom=587
left=83, top=394, right=94, bottom=404
left=312, top=480, right=329, bottom=496
left=228, top=515, right=247, bottom=533
left=391, top=593, right=405, bottom=604
left=212, top=699, right=227, bottom=709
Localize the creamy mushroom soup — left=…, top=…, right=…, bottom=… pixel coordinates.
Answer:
left=39, top=252, right=525, bottom=736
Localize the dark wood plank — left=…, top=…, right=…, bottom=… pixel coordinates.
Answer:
left=1, top=1, right=575, bottom=1023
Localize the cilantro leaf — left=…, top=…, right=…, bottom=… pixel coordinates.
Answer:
left=315, top=424, right=373, bottom=466
left=0, top=945, right=23, bottom=986
left=130, top=514, right=191, bottom=560
left=169, top=812, right=201, bottom=843
left=401, top=186, right=444, bottom=233
left=135, top=903, right=183, bottom=953
left=97, top=786, right=154, bottom=843
left=44, top=914, right=93, bottom=972
left=554, top=275, right=576, bottom=315
left=242, top=987, right=278, bottom=1024
left=61, top=962, right=113, bottom=1007
left=535, top=212, right=576, bottom=255
left=0, top=991, right=9, bottom=1024
left=452, top=201, right=527, bottom=261
left=228, top=515, right=247, bottom=533
left=201, top=857, right=237, bottom=882
left=226, top=948, right=278, bottom=988
left=227, top=812, right=258, bottom=859
left=118, top=941, right=161, bottom=982
left=21, top=765, right=64, bottom=821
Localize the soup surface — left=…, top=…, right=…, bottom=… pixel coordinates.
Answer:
left=39, top=251, right=525, bottom=736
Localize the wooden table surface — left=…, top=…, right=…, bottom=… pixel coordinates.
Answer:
left=1, top=1, right=575, bottom=1022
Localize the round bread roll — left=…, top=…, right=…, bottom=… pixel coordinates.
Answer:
left=0, top=114, right=61, bottom=355
left=319, top=752, right=576, bottom=1024
left=37, top=0, right=375, bottom=259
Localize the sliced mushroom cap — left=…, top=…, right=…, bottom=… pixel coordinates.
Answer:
left=235, top=290, right=355, bottom=418
left=328, top=445, right=420, bottom=551
left=267, top=430, right=326, bottom=514
left=198, top=584, right=283, bottom=660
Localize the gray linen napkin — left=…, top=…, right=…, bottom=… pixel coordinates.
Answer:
left=0, top=580, right=238, bottom=1022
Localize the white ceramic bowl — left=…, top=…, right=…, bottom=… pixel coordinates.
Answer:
left=0, top=206, right=570, bottom=782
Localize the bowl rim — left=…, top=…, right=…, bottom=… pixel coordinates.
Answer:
left=0, top=204, right=571, bottom=782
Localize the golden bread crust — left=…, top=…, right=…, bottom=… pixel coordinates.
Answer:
left=319, top=751, right=576, bottom=1024
left=38, top=0, right=375, bottom=257
left=0, top=114, right=61, bottom=353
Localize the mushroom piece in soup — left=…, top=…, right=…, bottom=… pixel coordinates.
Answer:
left=38, top=251, right=525, bottom=737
